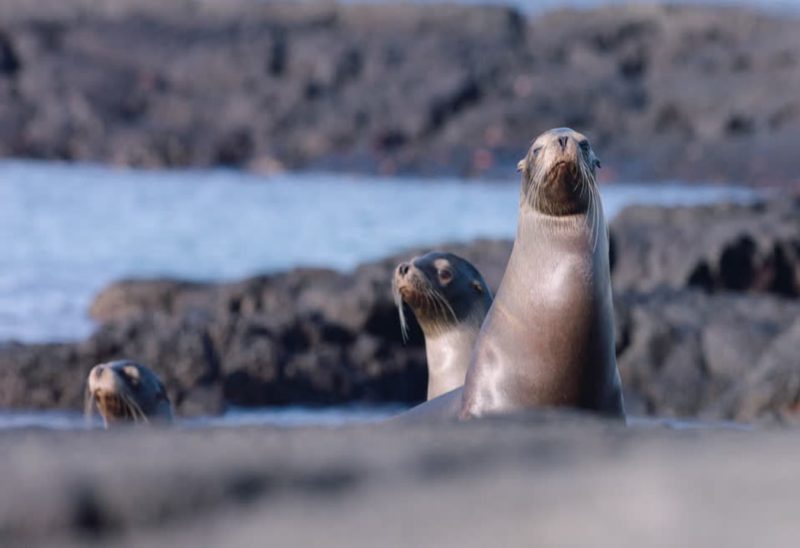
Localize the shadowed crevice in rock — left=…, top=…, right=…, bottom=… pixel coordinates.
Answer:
left=718, top=235, right=757, bottom=291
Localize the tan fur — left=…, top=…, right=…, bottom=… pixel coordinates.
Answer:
left=460, top=128, right=624, bottom=418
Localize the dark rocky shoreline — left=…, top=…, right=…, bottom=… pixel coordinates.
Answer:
left=2, top=198, right=798, bottom=423
left=0, top=0, right=799, bottom=185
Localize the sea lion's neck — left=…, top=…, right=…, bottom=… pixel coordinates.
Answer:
left=424, top=324, right=482, bottom=400
left=515, top=206, right=594, bottom=246
left=522, top=171, right=592, bottom=217
left=501, top=206, right=608, bottom=305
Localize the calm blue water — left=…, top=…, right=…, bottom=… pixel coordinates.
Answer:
left=0, top=161, right=758, bottom=343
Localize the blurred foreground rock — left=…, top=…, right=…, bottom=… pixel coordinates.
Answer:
left=0, top=0, right=799, bottom=184
left=0, top=413, right=798, bottom=546
left=1, top=200, right=799, bottom=422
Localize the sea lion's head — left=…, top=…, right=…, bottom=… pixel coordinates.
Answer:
left=392, top=252, right=492, bottom=340
left=517, top=127, right=601, bottom=216
left=85, top=360, right=171, bottom=427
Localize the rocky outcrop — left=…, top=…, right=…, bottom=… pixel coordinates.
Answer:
left=610, top=198, right=800, bottom=296
left=609, top=198, right=800, bottom=422
left=0, top=1, right=799, bottom=185
left=615, top=289, right=800, bottom=423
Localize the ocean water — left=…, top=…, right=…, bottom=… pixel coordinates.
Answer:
left=0, top=405, right=404, bottom=431
left=0, top=161, right=758, bottom=344
left=0, top=407, right=752, bottom=431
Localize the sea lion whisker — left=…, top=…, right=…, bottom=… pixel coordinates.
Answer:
left=118, top=392, right=135, bottom=421
left=426, top=287, right=457, bottom=326
left=125, top=392, right=149, bottom=423
left=588, top=181, right=603, bottom=251
left=398, top=306, right=409, bottom=343
left=118, top=390, right=140, bottom=422
left=577, top=155, right=601, bottom=251
left=423, top=286, right=451, bottom=322
left=84, top=385, right=95, bottom=426
left=129, top=395, right=149, bottom=424
left=532, top=160, right=547, bottom=212
left=425, top=292, right=450, bottom=329
left=437, top=292, right=458, bottom=325
left=392, top=279, right=410, bottom=343
left=587, top=187, right=598, bottom=249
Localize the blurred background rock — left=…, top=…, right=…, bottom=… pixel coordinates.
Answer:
left=0, top=0, right=799, bottom=183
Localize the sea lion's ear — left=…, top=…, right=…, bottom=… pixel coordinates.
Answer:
left=591, top=150, right=602, bottom=169
left=471, top=280, right=484, bottom=294
left=123, top=365, right=141, bottom=386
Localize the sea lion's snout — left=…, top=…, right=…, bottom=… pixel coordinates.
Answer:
left=88, top=364, right=114, bottom=393
left=547, top=133, right=579, bottom=165
left=517, top=128, right=602, bottom=216
left=395, top=262, right=425, bottom=305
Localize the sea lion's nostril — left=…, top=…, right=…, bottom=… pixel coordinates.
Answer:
left=399, top=263, right=410, bottom=276
left=93, top=366, right=104, bottom=379
left=558, top=136, right=568, bottom=150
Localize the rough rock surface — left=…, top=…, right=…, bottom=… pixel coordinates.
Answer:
left=610, top=197, right=800, bottom=296
left=0, top=0, right=799, bottom=184
left=609, top=198, right=800, bottom=422
left=615, top=289, right=800, bottom=423
left=0, top=413, right=798, bottom=547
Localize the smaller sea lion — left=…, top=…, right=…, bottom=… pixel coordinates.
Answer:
left=392, top=252, right=492, bottom=400
left=85, top=360, right=173, bottom=428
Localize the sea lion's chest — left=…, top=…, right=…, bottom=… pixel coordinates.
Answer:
left=504, top=236, right=597, bottom=317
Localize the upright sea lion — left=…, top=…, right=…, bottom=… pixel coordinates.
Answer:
left=85, top=360, right=173, bottom=427
left=393, top=252, right=492, bottom=399
left=460, top=128, right=625, bottom=418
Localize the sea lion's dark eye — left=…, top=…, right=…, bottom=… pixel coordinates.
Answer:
left=439, top=269, right=453, bottom=283
left=579, top=141, right=590, bottom=152
left=532, top=147, right=542, bottom=156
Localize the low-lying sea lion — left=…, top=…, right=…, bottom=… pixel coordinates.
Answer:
left=393, top=252, right=492, bottom=399
left=460, top=127, right=625, bottom=418
left=85, top=360, right=173, bottom=427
